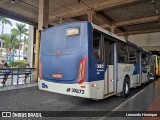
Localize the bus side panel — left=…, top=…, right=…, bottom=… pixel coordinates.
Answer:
left=76, top=80, right=104, bottom=99
left=87, top=24, right=98, bottom=82
left=141, top=68, right=149, bottom=83
left=87, top=23, right=105, bottom=82
left=150, top=55, right=156, bottom=79
left=87, top=23, right=104, bottom=99
left=107, top=65, right=114, bottom=93
left=158, top=57, right=160, bottom=76
left=117, top=63, right=138, bottom=93
left=117, top=63, right=126, bottom=93
left=142, top=57, right=150, bottom=83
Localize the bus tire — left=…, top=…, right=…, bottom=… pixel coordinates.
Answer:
left=121, top=77, right=130, bottom=98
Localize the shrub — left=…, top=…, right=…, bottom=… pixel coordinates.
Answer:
left=9, top=60, right=27, bottom=68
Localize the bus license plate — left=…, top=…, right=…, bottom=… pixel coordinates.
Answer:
left=52, top=73, right=63, bottom=78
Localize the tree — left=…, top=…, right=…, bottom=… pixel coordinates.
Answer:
left=0, top=32, right=18, bottom=61
left=11, top=23, right=28, bottom=60
left=23, top=36, right=28, bottom=58
left=0, top=16, right=12, bottom=35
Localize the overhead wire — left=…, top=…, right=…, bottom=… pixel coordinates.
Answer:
left=51, top=0, right=83, bottom=22
left=5, top=0, right=107, bottom=24
left=7, top=0, right=98, bottom=23
left=9, top=0, right=69, bottom=22
left=0, top=1, right=35, bottom=25
left=17, top=0, right=70, bottom=23
left=78, top=0, right=96, bottom=12
left=5, top=0, right=22, bottom=9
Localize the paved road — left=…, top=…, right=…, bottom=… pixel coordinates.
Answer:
left=0, top=81, right=152, bottom=120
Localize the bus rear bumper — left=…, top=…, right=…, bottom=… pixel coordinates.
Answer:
left=38, top=79, right=104, bottom=99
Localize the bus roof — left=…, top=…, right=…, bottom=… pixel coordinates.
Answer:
left=91, top=23, right=126, bottom=42
left=44, top=21, right=148, bottom=53
left=91, top=22, right=148, bottom=52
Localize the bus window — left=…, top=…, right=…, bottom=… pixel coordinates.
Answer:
left=118, top=42, right=128, bottom=63
left=142, top=53, right=146, bottom=60
left=93, top=31, right=102, bottom=60
left=142, top=53, right=148, bottom=65
left=128, top=46, right=136, bottom=63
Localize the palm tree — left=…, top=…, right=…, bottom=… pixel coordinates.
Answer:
left=11, top=23, right=28, bottom=60
left=0, top=32, right=18, bottom=61
left=23, top=36, right=28, bottom=58
left=0, top=16, right=12, bottom=35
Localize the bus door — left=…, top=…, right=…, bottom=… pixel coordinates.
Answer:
left=141, top=52, right=149, bottom=83
left=136, top=51, right=141, bottom=84
left=93, top=31, right=115, bottom=95
left=103, top=37, right=114, bottom=95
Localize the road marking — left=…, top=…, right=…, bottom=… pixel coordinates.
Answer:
left=112, top=89, right=144, bottom=112
left=41, top=99, right=56, bottom=104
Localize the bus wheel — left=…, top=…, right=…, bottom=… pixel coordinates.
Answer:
left=121, top=77, right=130, bottom=98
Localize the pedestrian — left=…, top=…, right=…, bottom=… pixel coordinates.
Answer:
left=24, top=63, right=30, bottom=83
left=1, top=63, right=10, bottom=86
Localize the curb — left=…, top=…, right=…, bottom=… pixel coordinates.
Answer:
left=0, top=83, right=38, bottom=91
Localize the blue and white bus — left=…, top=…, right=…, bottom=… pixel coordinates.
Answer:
left=38, top=21, right=150, bottom=100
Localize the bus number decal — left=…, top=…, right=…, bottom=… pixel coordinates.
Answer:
left=42, top=83, right=48, bottom=89
left=97, top=64, right=104, bottom=69
left=66, top=88, right=84, bottom=94
left=97, top=64, right=104, bottom=74
left=71, top=88, right=84, bottom=94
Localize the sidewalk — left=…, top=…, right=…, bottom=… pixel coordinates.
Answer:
left=100, top=79, right=160, bottom=120
left=0, top=73, right=38, bottom=91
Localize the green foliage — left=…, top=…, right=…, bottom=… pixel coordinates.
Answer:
left=11, top=23, right=29, bottom=60
left=0, top=30, right=19, bottom=61
left=0, top=16, right=12, bottom=26
left=0, top=33, right=19, bottom=49
left=11, top=23, right=28, bottom=37
left=0, top=16, right=12, bottom=34
left=9, top=60, right=27, bottom=68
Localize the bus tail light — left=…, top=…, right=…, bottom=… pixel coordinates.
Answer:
left=91, top=84, right=96, bottom=87
left=39, top=60, right=42, bottom=80
left=81, top=86, right=86, bottom=88
left=78, top=57, right=87, bottom=84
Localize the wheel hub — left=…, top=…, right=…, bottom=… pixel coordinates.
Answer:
left=125, top=83, right=128, bottom=94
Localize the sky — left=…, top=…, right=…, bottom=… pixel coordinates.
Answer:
left=0, top=17, right=29, bottom=34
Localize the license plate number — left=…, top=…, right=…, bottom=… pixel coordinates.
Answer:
left=52, top=73, right=62, bottom=78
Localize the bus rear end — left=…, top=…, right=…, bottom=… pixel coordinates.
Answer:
left=38, top=22, right=95, bottom=98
